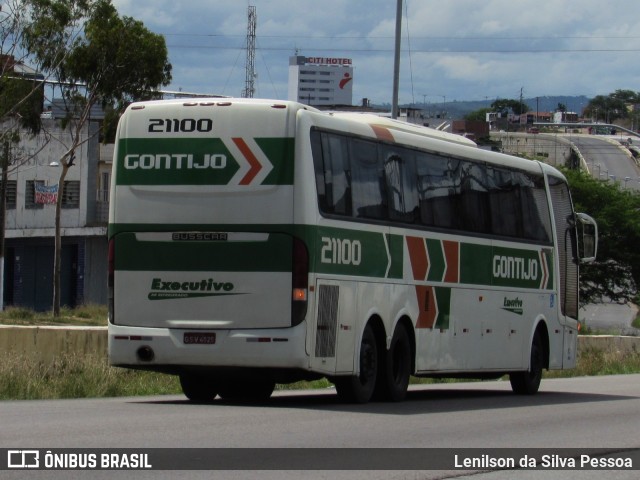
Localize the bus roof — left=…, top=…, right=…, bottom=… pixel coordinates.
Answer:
left=328, top=112, right=478, bottom=148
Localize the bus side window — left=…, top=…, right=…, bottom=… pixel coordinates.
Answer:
left=488, top=167, right=521, bottom=238
left=417, top=154, right=461, bottom=230
left=350, top=138, right=387, bottom=220
left=519, top=179, right=553, bottom=243
left=311, top=130, right=329, bottom=212
left=311, top=130, right=352, bottom=217
left=459, top=161, right=490, bottom=234
left=383, top=147, right=418, bottom=223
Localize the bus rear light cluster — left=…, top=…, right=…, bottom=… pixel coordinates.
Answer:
left=291, top=237, right=309, bottom=326
left=292, top=288, right=307, bottom=302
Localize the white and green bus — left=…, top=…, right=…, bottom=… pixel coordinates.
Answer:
left=108, top=98, right=597, bottom=403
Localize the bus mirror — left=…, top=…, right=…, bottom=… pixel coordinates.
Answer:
left=576, top=212, right=598, bottom=263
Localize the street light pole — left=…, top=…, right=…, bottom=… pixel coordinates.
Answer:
left=391, top=0, right=402, bottom=119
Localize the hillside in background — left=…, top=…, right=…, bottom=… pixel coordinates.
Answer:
left=375, top=95, right=592, bottom=120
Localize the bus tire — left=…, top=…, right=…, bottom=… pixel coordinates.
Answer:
left=334, top=324, right=378, bottom=403
left=509, top=330, right=544, bottom=395
left=378, top=323, right=411, bottom=402
left=179, top=374, right=218, bottom=402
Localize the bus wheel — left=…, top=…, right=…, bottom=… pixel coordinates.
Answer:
left=378, top=324, right=411, bottom=402
left=218, top=379, right=276, bottom=403
left=510, top=331, right=544, bottom=395
left=179, top=374, right=218, bottom=402
left=334, top=324, right=378, bottom=403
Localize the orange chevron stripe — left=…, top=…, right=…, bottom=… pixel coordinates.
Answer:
left=232, top=137, right=262, bottom=185
left=370, top=124, right=395, bottom=142
left=406, top=236, right=428, bottom=281
left=442, top=240, right=459, bottom=283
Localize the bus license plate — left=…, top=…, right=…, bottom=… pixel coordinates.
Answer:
left=183, top=332, right=216, bottom=345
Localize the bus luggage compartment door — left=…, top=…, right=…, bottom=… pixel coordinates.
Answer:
left=111, top=231, right=295, bottom=329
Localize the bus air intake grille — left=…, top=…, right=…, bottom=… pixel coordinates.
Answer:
left=315, top=285, right=339, bottom=358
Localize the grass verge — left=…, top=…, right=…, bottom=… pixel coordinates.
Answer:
left=1, top=348, right=638, bottom=401
left=1, top=305, right=638, bottom=400
left=0, top=354, right=181, bottom=400
left=0, top=304, right=107, bottom=327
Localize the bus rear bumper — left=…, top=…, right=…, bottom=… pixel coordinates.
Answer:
left=108, top=322, right=309, bottom=371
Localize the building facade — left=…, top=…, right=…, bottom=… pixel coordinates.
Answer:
left=3, top=116, right=108, bottom=311
left=288, top=55, right=354, bottom=106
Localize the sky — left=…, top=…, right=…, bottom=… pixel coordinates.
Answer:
left=111, top=0, right=640, bottom=107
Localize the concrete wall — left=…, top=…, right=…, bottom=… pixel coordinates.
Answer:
left=578, top=335, right=640, bottom=356
left=490, top=131, right=574, bottom=167
left=0, top=325, right=107, bottom=362
left=0, top=326, right=637, bottom=363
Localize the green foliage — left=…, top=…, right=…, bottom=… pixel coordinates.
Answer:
left=464, top=107, right=492, bottom=122
left=583, top=89, right=640, bottom=122
left=491, top=98, right=530, bottom=116
left=64, top=0, right=171, bottom=108
left=0, top=304, right=107, bottom=326
left=544, top=348, right=640, bottom=378
left=21, top=0, right=89, bottom=72
left=0, top=76, right=44, bottom=134
left=563, top=168, right=640, bottom=304
left=22, top=0, right=171, bottom=135
left=0, top=354, right=181, bottom=400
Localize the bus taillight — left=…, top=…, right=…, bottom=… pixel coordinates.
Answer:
left=291, top=237, right=309, bottom=326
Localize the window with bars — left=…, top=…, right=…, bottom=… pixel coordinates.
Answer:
left=25, top=180, right=44, bottom=209
left=25, top=180, right=81, bottom=209
left=62, top=180, right=80, bottom=209
left=0, top=180, right=17, bottom=209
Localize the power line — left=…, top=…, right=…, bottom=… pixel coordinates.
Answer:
left=161, top=33, right=640, bottom=41
left=165, top=44, right=640, bottom=54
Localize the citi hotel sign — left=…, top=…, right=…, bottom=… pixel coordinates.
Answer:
left=304, top=57, right=352, bottom=66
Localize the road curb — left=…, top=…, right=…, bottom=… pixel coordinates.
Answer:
left=0, top=326, right=638, bottom=362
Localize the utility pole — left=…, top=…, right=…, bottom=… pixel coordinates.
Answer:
left=391, top=0, right=402, bottom=119
left=242, top=5, right=257, bottom=98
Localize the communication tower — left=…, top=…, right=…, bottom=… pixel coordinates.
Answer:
left=242, top=5, right=257, bottom=98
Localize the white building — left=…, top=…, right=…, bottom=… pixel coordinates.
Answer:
left=2, top=115, right=108, bottom=311
left=288, top=55, right=354, bottom=106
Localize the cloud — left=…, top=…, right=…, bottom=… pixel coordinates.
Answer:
left=109, top=0, right=640, bottom=104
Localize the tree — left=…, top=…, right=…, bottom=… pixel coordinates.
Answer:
left=22, top=0, right=172, bottom=315
left=583, top=89, right=640, bottom=123
left=563, top=168, right=640, bottom=305
left=491, top=98, right=530, bottom=116
left=464, top=107, right=492, bottom=122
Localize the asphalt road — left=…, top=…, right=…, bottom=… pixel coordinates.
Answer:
left=1, top=374, right=639, bottom=479
left=572, top=135, right=640, bottom=190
